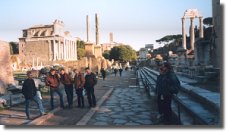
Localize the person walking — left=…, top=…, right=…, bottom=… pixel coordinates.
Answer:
left=100, top=68, right=106, bottom=80
left=119, top=68, right=123, bottom=77
left=22, top=71, right=46, bottom=119
left=74, top=69, right=85, bottom=108
left=114, top=68, right=118, bottom=77
left=46, top=69, right=64, bottom=110
left=60, top=68, right=74, bottom=109
left=155, top=62, right=181, bottom=124
left=84, top=67, right=97, bottom=108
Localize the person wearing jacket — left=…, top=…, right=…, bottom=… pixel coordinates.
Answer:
left=74, top=69, right=85, bottom=108
left=84, top=67, right=97, bottom=108
left=46, top=69, right=64, bottom=110
left=22, top=71, right=45, bottom=119
left=60, top=68, right=74, bottom=109
left=155, top=62, right=180, bottom=124
left=100, top=68, right=106, bottom=80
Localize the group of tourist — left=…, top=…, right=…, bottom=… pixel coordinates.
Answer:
left=22, top=62, right=180, bottom=124
left=22, top=67, right=97, bottom=119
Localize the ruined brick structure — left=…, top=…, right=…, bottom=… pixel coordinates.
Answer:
left=0, top=40, right=14, bottom=94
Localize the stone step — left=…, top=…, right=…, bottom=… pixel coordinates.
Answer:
left=180, top=84, right=220, bottom=113
left=204, top=72, right=218, bottom=78
left=172, top=92, right=219, bottom=125
left=195, top=76, right=209, bottom=83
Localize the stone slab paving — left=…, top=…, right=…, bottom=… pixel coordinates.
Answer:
left=87, top=71, right=161, bottom=126
left=0, top=72, right=118, bottom=125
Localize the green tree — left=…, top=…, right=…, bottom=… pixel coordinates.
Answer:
left=77, top=40, right=85, bottom=49
left=76, top=40, right=86, bottom=59
left=109, top=45, right=137, bottom=62
left=77, top=48, right=86, bottom=59
left=156, top=34, right=182, bottom=45
left=203, top=17, right=213, bottom=27
left=9, top=42, right=19, bottom=54
left=102, top=50, right=110, bottom=59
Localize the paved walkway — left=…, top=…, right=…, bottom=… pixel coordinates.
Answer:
left=1, top=70, right=178, bottom=126
left=87, top=70, right=160, bottom=126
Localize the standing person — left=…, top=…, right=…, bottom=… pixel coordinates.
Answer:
left=84, top=67, right=97, bottom=108
left=46, top=69, right=64, bottom=110
left=74, top=69, right=85, bottom=108
left=119, top=68, right=123, bottom=77
left=114, top=68, right=118, bottom=77
left=22, top=71, right=46, bottom=119
left=155, top=62, right=181, bottom=124
left=100, top=68, right=106, bottom=80
left=60, top=68, right=74, bottom=109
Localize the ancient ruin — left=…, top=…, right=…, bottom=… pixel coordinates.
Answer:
left=19, top=20, right=77, bottom=67
left=0, top=40, right=14, bottom=94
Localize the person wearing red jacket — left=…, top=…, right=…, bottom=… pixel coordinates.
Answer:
left=46, top=69, right=64, bottom=110
left=60, top=68, right=74, bottom=109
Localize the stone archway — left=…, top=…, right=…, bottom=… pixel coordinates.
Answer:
left=181, top=9, right=204, bottom=51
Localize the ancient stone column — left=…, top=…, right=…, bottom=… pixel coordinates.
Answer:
left=110, top=32, right=113, bottom=43
left=182, top=18, right=186, bottom=50
left=63, top=40, right=66, bottom=60
left=86, top=15, right=90, bottom=42
left=53, top=40, right=56, bottom=60
left=70, top=41, right=72, bottom=60
left=58, top=40, right=60, bottom=60
left=95, top=13, right=99, bottom=45
left=65, top=40, right=68, bottom=60
left=190, top=18, right=195, bottom=50
left=48, top=41, right=52, bottom=61
left=32, top=57, right=35, bottom=67
left=36, top=57, right=39, bottom=67
left=199, top=16, right=204, bottom=38
left=75, top=42, right=77, bottom=60
left=67, top=40, right=69, bottom=60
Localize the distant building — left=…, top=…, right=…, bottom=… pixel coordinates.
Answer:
left=145, top=44, right=154, bottom=52
left=139, top=48, right=148, bottom=61
left=101, top=42, right=119, bottom=52
left=19, top=20, right=77, bottom=66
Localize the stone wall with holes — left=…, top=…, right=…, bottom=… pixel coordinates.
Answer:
left=0, top=40, right=14, bottom=94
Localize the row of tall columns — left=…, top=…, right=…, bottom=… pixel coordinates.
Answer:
left=181, top=17, right=204, bottom=50
left=52, top=39, right=77, bottom=61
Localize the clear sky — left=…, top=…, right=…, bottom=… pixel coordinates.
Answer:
left=0, top=0, right=212, bottom=50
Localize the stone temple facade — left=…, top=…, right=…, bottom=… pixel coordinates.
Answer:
left=19, top=20, right=77, bottom=66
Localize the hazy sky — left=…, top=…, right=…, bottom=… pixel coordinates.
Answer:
left=0, top=0, right=212, bottom=50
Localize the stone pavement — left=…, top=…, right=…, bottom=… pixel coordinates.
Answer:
left=87, top=70, right=161, bottom=126
left=1, top=70, right=178, bottom=126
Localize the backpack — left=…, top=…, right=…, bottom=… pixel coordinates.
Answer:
left=166, top=72, right=181, bottom=94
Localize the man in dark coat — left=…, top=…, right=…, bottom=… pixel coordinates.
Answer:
left=119, top=68, right=123, bottom=77
left=100, top=68, right=106, bottom=80
left=84, top=67, right=97, bottom=107
left=60, top=68, right=74, bottom=109
left=155, top=62, right=180, bottom=124
left=46, top=69, right=64, bottom=110
left=22, top=71, right=45, bottom=119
